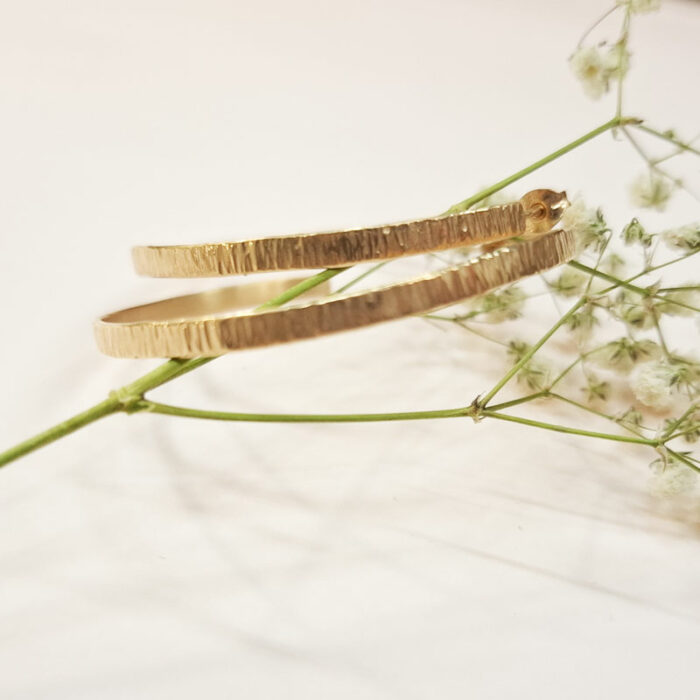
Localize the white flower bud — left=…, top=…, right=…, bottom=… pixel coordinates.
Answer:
left=631, top=361, right=676, bottom=409
left=661, top=224, right=700, bottom=252
left=569, top=47, right=614, bottom=100
left=648, top=457, right=697, bottom=496
left=629, top=172, right=673, bottom=211
left=621, top=218, right=653, bottom=247
left=561, top=198, right=608, bottom=251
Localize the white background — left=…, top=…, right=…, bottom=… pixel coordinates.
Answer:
left=1, top=0, right=700, bottom=697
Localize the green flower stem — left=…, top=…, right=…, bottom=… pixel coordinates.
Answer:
left=631, top=250, right=699, bottom=283
left=424, top=315, right=510, bottom=347
left=666, top=449, right=700, bottom=475
left=549, top=392, right=616, bottom=423
left=668, top=427, right=699, bottom=442
left=548, top=392, right=650, bottom=436
left=481, top=410, right=657, bottom=447
left=0, top=397, right=121, bottom=468
left=568, top=260, right=700, bottom=314
left=139, top=399, right=657, bottom=449
left=333, top=261, right=388, bottom=295
left=622, top=126, right=686, bottom=193
left=0, top=269, right=346, bottom=469
left=662, top=402, right=699, bottom=440
left=615, top=6, right=631, bottom=121
left=424, top=311, right=480, bottom=323
left=139, top=400, right=475, bottom=423
left=445, top=116, right=636, bottom=214
left=119, top=269, right=350, bottom=398
left=548, top=348, right=599, bottom=389
left=652, top=312, right=672, bottom=360
left=486, top=392, right=549, bottom=411
left=477, top=299, right=585, bottom=408
left=451, top=322, right=511, bottom=347
left=659, top=285, right=700, bottom=293
left=0, top=117, right=641, bottom=469
left=577, top=5, right=620, bottom=48
left=634, top=123, right=700, bottom=160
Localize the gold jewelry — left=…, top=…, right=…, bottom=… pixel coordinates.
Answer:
left=132, top=190, right=568, bottom=277
left=96, top=229, right=576, bottom=358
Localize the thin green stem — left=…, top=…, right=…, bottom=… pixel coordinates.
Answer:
left=333, top=262, right=388, bottom=295
left=424, top=314, right=510, bottom=347
left=487, top=392, right=549, bottom=411
left=615, top=8, right=631, bottom=121
left=0, top=397, right=121, bottom=468
left=619, top=250, right=699, bottom=287
left=0, top=269, right=346, bottom=469
left=666, top=448, right=700, bottom=475
left=134, top=398, right=662, bottom=450
left=121, top=269, right=350, bottom=397
left=548, top=392, right=651, bottom=437
left=478, top=299, right=584, bottom=408
left=569, top=260, right=700, bottom=313
left=662, top=402, right=699, bottom=440
left=424, top=311, right=480, bottom=323
left=445, top=117, right=635, bottom=214
left=140, top=400, right=475, bottom=423
left=453, top=322, right=510, bottom=347
left=659, top=285, right=700, bottom=293
left=481, top=410, right=658, bottom=447
left=549, top=353, right=586, bottom=389
left=577, top=4, right=621, bottom=48
left=623, top=126, right=686, bottom=189
left=634, top=123, right=700, bottom=160
left=549, top=392, right=615, bottom=423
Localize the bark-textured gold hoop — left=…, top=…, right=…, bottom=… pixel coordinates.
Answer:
left=132, top=190, right=568, bottom=278
left=96, top=229, right=576, bottom=358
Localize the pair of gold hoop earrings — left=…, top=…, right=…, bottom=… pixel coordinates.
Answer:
left=95, top=189, right=575, bottom=358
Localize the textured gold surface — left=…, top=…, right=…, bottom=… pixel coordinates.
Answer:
left=132, top=190, right=568, bottom=277
left=97, top=229, right=576, bottom=358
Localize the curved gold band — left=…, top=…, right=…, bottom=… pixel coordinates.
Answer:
left=132, top=190, right=568, bottom=277
left=96, top=229, right=576, bottom=358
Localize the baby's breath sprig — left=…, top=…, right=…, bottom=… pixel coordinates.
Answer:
left=0, top=1, right=698, bottom=503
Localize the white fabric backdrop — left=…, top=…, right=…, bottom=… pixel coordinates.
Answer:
left=1, top=0, right=699, bottom=697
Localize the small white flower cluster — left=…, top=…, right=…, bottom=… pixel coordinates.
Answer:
left=622, top=0, right=662, bottom=15
left=661, top=224, right=700, bottom=252
left=485, top=200, right=698, bottom=499
left=478, top=286, right=527, bottom=323
left=629, top=172, right=673, bottom=211
left=610, top=289, right=657, bottom=330
left=630, top=359, right=700, bottom=409
left=631, top=361, right=677, bottom=410
left=648, top=454, right=697, bottom=496
left=561, top=198, right=608, bottom=252
left=621, top=219, right=653, bottom=247
left=569, top=44, right=629, bottom=100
